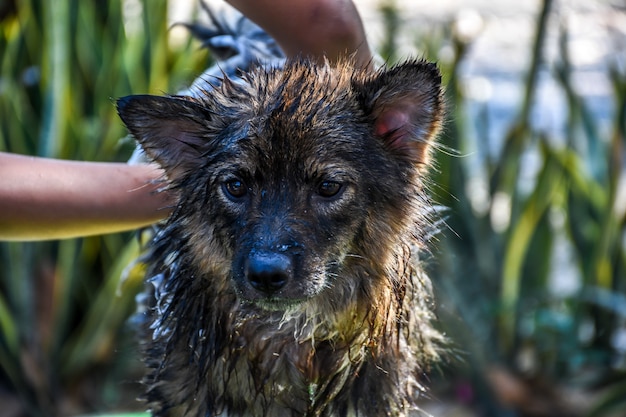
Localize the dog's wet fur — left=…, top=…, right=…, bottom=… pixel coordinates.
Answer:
left=118, top=58, right=445, bottom=417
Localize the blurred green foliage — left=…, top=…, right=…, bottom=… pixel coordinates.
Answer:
left=0, top=0, right=208, bottom=415
left=0, top=0, right=624, bottom=416
left=404, top=0, right=626, bottom=415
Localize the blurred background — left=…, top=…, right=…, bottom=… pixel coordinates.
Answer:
left=0, top=0, right=624, bottom=416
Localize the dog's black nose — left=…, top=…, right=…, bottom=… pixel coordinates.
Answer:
left=246, top=252, right=292, bottom=295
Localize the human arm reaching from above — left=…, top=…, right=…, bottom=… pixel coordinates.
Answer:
left=227, top=0, right=372, bottom=69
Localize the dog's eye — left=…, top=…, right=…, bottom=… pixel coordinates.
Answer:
left=317, top=180, right=342, bottom=198
left=223, top=179, right=247, bottom=199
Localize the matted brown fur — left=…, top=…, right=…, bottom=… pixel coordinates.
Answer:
left=118, top=58, right=445, bottom=417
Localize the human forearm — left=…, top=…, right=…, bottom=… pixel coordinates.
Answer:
left=0, top=152, right=172, bottom=241
left=227, top=0, right=372, bottom=69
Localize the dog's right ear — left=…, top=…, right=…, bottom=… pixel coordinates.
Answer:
left=117, top=95, right=215, bottom=180
left=351, top=59, right=444, bottom=170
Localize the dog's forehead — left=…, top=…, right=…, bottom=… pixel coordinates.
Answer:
left=228, top=120, right=363, bottom=180
left=210, top=62, right=385, bottom=181
left=227, top=81, right=368, bottom=158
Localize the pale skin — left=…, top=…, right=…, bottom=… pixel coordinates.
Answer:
left=0, top=0, right=372, bottom=241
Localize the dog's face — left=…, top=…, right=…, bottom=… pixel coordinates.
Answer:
left=118, top=59, right=443, bottom=311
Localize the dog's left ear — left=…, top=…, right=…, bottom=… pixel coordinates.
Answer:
left=117, top=94, right=217, bottom=180
left=352, top=59, right=444, bottom=167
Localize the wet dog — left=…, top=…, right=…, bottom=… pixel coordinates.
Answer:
left=118, top=57, right=444, bottom=416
